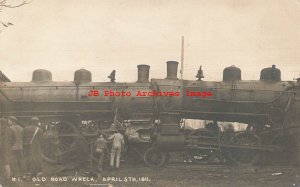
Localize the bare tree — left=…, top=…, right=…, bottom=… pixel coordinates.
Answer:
left=0, top=0, right=31, bottom=32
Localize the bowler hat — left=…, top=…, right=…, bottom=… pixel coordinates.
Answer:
left=31, top=116, right=40, bottom=121
left=8, top=116, right=18, bottom=121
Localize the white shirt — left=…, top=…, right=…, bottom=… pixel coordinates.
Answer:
left=109, top=132, right=124, bottom=149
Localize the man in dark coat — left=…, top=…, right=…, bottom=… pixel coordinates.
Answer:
left=0, top=118, right=11, bottom=180
left=6, top=116, right=24, bottom=177
left=73, top=131, right=89, bottom=172
left=23, top=117, right=44, bottom=177
left=222, top=123, right=238, bottom=166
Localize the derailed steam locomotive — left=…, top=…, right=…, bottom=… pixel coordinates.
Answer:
left=0, top=61, right=299, bottom=167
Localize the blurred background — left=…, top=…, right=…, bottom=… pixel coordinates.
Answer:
left=0, top=0, right=300, bottom=82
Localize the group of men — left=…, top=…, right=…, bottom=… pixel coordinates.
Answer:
left=0, top=117, right=129, bottom=180
left=0, top=116, right=43, bottom=180
left=94, top=127, right=125, bottom=172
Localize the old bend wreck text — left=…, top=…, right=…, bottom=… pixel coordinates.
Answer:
left=88, top=90, right=213, bottom=98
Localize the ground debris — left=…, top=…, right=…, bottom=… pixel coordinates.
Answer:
left=271, top=172, right=283, bottom=176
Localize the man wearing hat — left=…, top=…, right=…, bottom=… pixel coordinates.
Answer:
left=6, top=116, right=24, bottom=177
left=23, top=117, right=44, bottom=177
left=94, top=133, right=107, bottom=172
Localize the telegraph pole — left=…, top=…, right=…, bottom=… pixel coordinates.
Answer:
left=180, top=36, right=184, bottom=80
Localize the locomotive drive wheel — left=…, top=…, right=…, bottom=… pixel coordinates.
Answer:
left=144, top=147, right=166, bottom=167
left=41, top=120, right=77, bottom=164
left=228, top=132, right=261, bottom=164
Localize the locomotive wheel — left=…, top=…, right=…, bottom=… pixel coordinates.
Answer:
left=143, top=147, right=166, bottom=168
left=41, top=120, right=77, bottom=164
left=228, top=132, right=261, bottom=164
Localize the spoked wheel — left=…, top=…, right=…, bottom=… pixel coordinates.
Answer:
left=229, top=132, right=261, bottom=164
left=41, top=120, right=78, bottom=164
left=144, top=147, right=166, bottom=168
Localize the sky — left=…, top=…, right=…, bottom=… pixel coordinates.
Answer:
left=0, top=0, right=300, bottom=82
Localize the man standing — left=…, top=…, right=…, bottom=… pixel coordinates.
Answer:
left=0, top=118, right=11, bottom=180
left=23, top=117, right=43, bottom=177
left=108, top=130, right=124, bottom=169
left=73, top=130, right=89, bottom=173
left=125, top=124, right=138, bottom=141
left=222, top=123, right=238, bottom=166
left=94, top=133, right=107, bottom=172
left=6, top=116, right=24, bottom=177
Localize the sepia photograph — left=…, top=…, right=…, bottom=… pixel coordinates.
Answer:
left=0, top=0, right=300, bottom=186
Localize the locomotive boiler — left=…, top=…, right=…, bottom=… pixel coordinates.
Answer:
left=0, top=61, right=299, bottom=167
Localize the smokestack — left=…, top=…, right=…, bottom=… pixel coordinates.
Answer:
left=166, top=61, right=179, bottom=80
left=137, top=64, right=150, bottom=83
